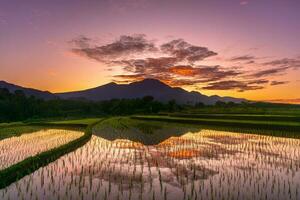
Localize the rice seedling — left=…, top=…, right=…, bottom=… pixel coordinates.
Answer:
left=0, top=129, right=83, bottom=170
left=0, top=126, right=299, bottom=199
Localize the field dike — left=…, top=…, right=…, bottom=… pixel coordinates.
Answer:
left=0, top=121, right=100, bottom=189
left=132, top=115, right=300, bottom=138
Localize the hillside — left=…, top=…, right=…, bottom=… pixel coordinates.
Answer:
left=56, top=79, right=246, bottom=105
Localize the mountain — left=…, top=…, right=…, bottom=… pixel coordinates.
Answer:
left=56, top=79, right=246, bottom=105
left=0, top=80, right=57, bottom=100
left=0, top=79, right=246, bottom=104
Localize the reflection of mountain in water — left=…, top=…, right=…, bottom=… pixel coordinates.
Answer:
left=92, top=118, right=203, bottom=145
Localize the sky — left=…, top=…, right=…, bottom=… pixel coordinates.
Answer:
left=0, top=0, right=300, bottom=103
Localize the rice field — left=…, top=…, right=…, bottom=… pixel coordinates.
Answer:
left=0, top=129, right=84, bottom=170
left=0, top=128, right=299, bottom=200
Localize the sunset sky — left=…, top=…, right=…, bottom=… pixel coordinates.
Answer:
left=1, top=0, right=300, bottom=103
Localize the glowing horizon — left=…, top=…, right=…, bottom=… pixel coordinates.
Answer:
left=1, top=0, right=299, bottom=104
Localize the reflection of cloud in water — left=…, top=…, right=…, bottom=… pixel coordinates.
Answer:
left=1, top=129, right=300, bottom=200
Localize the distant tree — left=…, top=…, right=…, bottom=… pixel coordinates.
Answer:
left=227, top=101, right=237, bottom=107
left=195, top=102, right=205, bottom=108
left=215, top=101, right=226, bottom=107
left=168, top=99, right=177, bottom=112
left=142, top=95, right=154, bottom=103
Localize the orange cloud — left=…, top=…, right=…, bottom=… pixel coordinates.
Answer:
left=169, top=65, right=197, bottom=76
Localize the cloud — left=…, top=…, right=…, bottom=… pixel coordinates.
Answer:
left=202, top=80, right=265, bottom=92
left=71, top=34, right=157, bottom=63
left=247, top=79, right=269, bottom=84
left=160, top=39, right=217, bottom=63
left=168, top=65, right=240, bottom=81
left=230, top=55, right=255, bottom=61
left=69, top=35, right=92, bottom=48
left=117, top=63, right=241, bottom=86
left=121, top=57, right=177, bottom=74
left=69, top=34, right=297, bottom=91
left=246, top=60, right=255, bottom=64
left=248, top=67, right=289, bottom=78
left=263, top=58, right=300, bottom=69
left=270, top=80, right=289, bottom=86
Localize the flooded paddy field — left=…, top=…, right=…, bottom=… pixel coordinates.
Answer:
left=0, top=129, right=84, bottom=170
left=0, top=129, right=300, bottom=200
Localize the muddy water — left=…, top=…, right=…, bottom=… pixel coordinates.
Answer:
left=0, top=129, right=299, bottom=200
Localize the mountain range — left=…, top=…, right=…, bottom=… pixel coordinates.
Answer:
left=0, top=79, right=246, bottom=105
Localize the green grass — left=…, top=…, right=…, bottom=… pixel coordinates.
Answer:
left=134, top=115, right=300, bottom=126
left=47, top=118, right=102, bottom=126
left=0, top=126, right=45, bottom=141
left=168, top=113, right=300, bottom=122
left=0, top=118, right=102, bottom=141
left=0, top=122, right=25, bottom=129
left=183, top=105, right=300, bottom=115
left=132, top=115, right=300, bottom=139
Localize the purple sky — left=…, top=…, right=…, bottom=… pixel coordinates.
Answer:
left=0, top=0, right=300, bottom=102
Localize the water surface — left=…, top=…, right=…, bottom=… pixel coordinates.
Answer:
left=1, top=129, right=299, bottom=200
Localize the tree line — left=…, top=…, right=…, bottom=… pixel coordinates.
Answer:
left=0, top=88, right=182, bottom=122
left=1, top=88, right=299, bottom=122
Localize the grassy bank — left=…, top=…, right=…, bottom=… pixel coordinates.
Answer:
left=46, top=118, right=102, bottom=126
left=0, top=119, right=102, bottom=189
left=168, top=113, right=300, bottom=122
left=0, top=126, right=45, bottom=141
left=0, top=118, right=102, bottom=141
left=132, top=115, right=300, bottom=139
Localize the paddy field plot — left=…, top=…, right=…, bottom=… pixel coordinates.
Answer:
left=1, top=128, right=299, bottom=200
left=0, top=129, right=84, bottom=170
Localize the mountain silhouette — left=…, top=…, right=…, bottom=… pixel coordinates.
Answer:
left=56, top=79, right=246, bottom=105
left=0, top=79, right=246, bottom=104
left=0, top=80, right=57, bottom=100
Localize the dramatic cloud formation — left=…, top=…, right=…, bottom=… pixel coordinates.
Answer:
left=160, top=39, right=217, bottom=63
left=168, top=65, right=240, bottom=81
left=71, top=34, right=157, bottom=63
left=70, top=34, right=298, bottom=92
left=121, top=57, right=178, bottom=74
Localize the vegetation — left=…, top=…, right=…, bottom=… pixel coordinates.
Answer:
left=47, top=118, right=103, bottom=126
left=93, top=117, right=199, bottom=145
left=0, top=118, right=101, bottom=141
left=0, top=89, right=181, bottom=122
left=0, top=129, right=83, bottom=170
left=1, top=88, right=300, bottom=196
left=0, top=126, right=44, bottom=141
left=1, top=128, right=299, bottom=199
left=132, top=115, right=300, bottom=138
left=0, top=120, right=101, bottom=189
left=191, top=101, right=300, bottom=115
left=2, top=88, right=300, bottom=124
left=168, top=113, right=300, bottom=122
